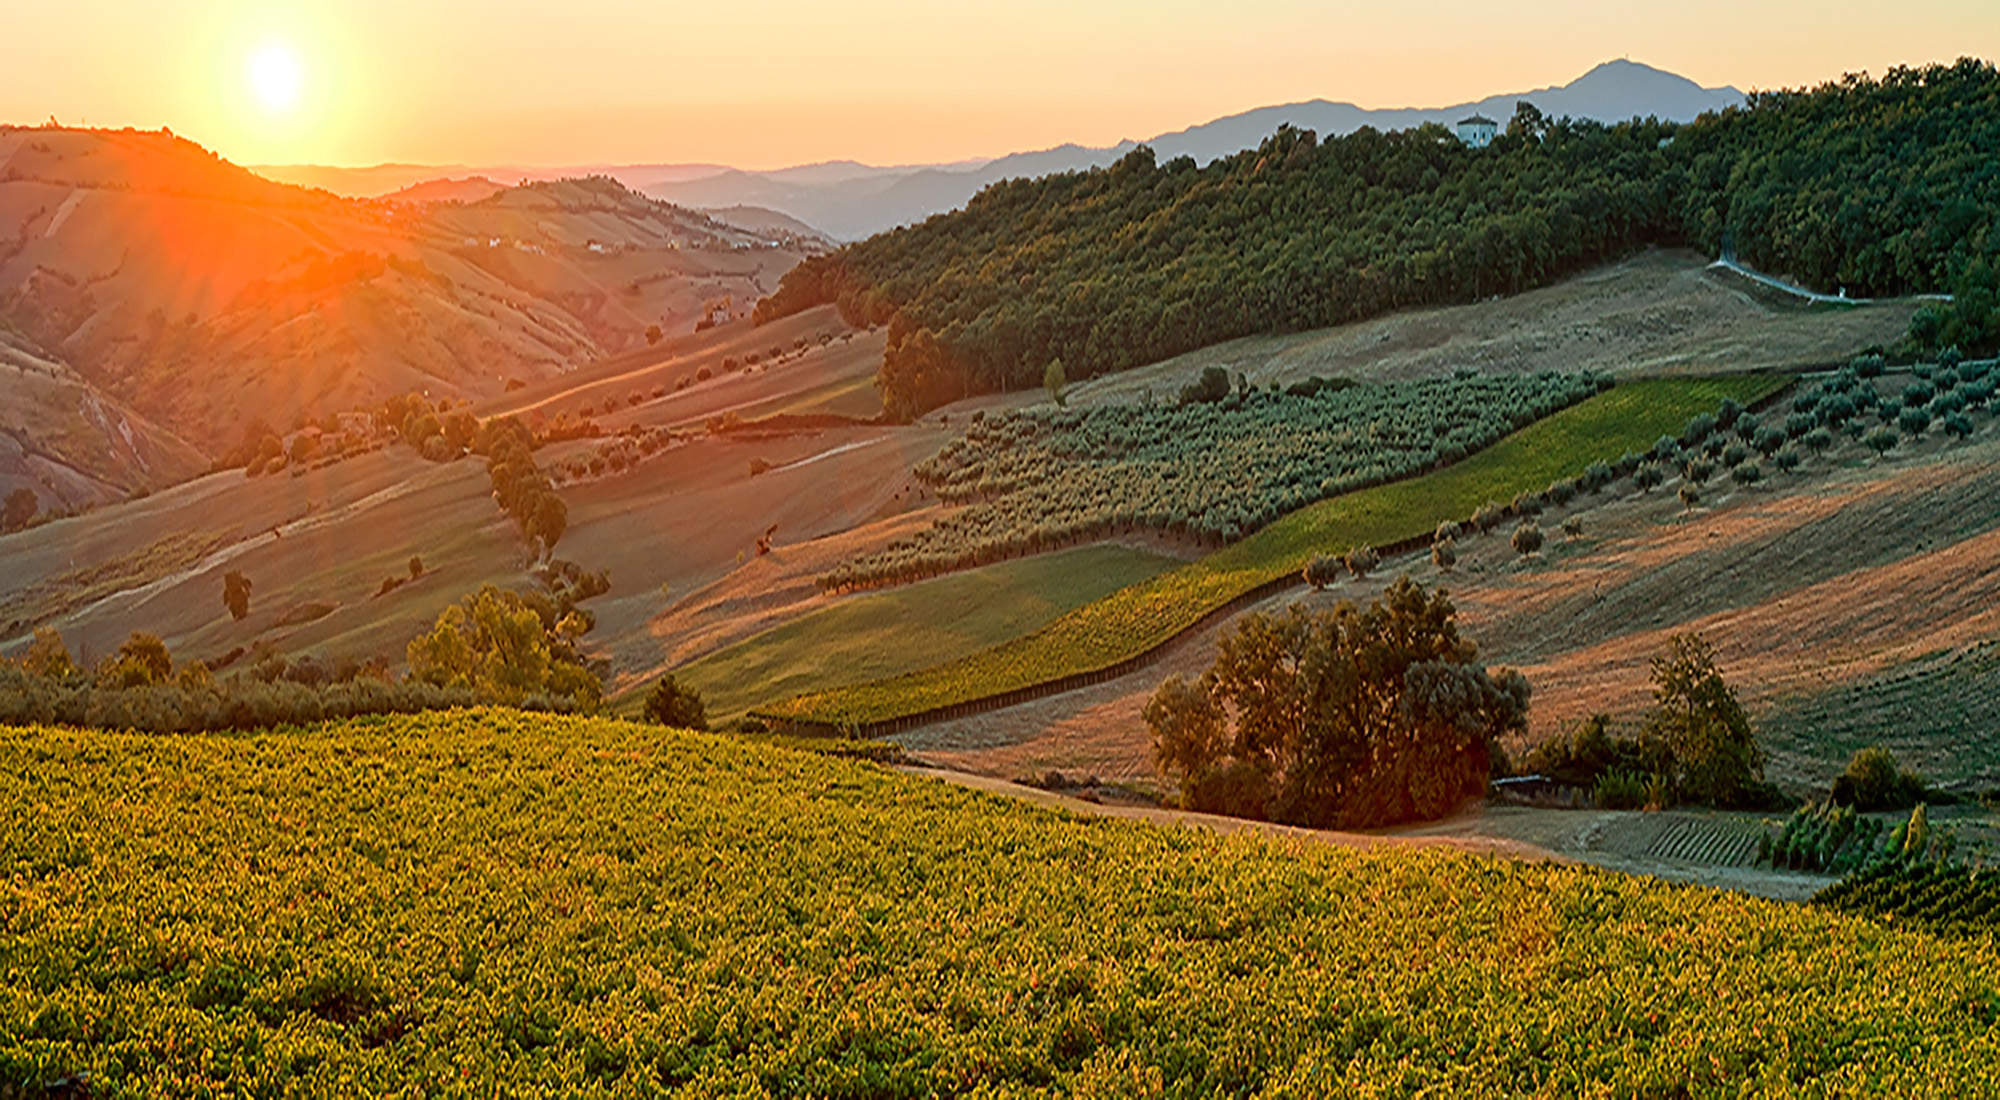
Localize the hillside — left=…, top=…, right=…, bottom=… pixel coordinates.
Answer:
left=0, top=325, right=207, bottom=508
left=2, top=710, right=1995, bottom=1093
left=760, top=60, right=1999, bottom=420
left=0, top=126, right=815, bottom=454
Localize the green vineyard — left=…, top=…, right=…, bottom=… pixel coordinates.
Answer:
left=762, top=374, right=1787, bottom=730
left=1818, top=860, right=2000, bottom=936
left=2, top=710, right=1998, bottom=1094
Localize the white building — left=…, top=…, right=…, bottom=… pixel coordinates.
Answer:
left=1456, top=115, right=1498, bottom=148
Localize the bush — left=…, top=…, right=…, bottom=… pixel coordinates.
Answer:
left=1802, top=426, right=1835, bottom=455
left=1730, top=461, right=1761, bottom=486
left=1343, top=545, right=1378, bottom=579
left=1302, top=554, right=1341, bottom=590
left=1678, top=484, right=1700, bottom=511
left=1830, top=746, right=1928, bottom=811
left=1594, top=770, right=1649, bottom=810
left=1773, top=446, right=1801, bottom=472
left=1511, top=522, right=1544, bottom=557
left=642, top=675, right=709, bottom=731
left=1633, top=463, right=1665, bottom=492
left=1431, top=537, right=1458, bottom=572
left=1434, top=520, right=1463, bottom=543
left=1865, top=426, right=1900, bottom=455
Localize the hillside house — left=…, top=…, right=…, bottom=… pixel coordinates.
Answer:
left=1456, top=115, right=1498, bottom=148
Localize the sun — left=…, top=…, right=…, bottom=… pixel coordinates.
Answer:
left=247, top=42, right=303, bottom=115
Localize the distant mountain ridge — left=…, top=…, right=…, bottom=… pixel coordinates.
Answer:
left=258, top=60, right=1743, bottom=240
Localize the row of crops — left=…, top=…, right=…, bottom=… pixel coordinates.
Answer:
left=5, top=711, right=1999, bottom=1092
left=821, top=371, right=1609, bottom=591
left=1759, top=802, right=1952, bottom=875
left=1818, top=859, right=2000, bottom=936
left=761, top=374, right=1787, bottom=730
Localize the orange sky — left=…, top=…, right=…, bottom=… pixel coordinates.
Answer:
left=4, top=0, right=1997, bottom=169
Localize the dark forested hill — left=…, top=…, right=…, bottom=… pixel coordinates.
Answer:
left=758, top=59, right=2000, bottom=420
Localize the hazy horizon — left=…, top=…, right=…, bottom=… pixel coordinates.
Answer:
left=4, top=0, right=1998, bottom=170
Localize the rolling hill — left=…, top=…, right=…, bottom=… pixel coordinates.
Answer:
left=0, top=126, right=820, bottom=455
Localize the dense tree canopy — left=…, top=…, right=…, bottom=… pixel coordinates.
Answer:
left=1146, top=578, right=1528, bottom=829
left=759, top=60, right=2000, bottom=420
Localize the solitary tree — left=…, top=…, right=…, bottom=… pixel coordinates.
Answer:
left=1302, top=554, right=1341, bottom=590
left=642, top=674, right=709, bottom=730
left=22, top=627, right=77, bottom=680
left=1643, top=633, right=1763, bottom=806
left=1043, top=358, right=1068, bottom=408
left=222, top=570, right=253, bottom=621
left=1343, top=545, right=1378, bottom=578
left=1511, top=522, right=1544, bottom=557
left=1, top=487, right=36, bottom=532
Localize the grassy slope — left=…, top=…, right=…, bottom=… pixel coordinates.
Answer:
left=657, top=545, right=1178, bottom=721
left=767, top=374, right=1787, bottom=728
left=1, top=710, right=1993, bottom=1095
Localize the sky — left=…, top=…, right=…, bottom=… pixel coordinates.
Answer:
left=4, top=0, right=1998, bottom=170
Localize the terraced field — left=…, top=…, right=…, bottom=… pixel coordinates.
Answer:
left=760, top=374, right=1787, bottom=731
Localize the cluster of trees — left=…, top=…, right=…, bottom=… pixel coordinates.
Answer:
left=1522, top=634, right=1777, bottom=810
left=0, top=626, right=575, bottom=733
left=1146, top=578, right=1529, bottom=828
left=483, top=416, right=568, bottom=554
left=822, top=371, right=1603, bottom=591
left=405, top=584, right=601, bottom=708
left=757, top=60, right=2000, bottom=420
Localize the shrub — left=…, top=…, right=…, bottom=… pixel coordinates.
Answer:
left=1302, top=554, right=1341, bottom=590
left=1830, top=746, right=1928, bottom=811
left=1472, top=501, right=1506, bottom=533
left=1715, top=398, right=1743, bottom=430
left=642, top=675, right=709, bottom=730
left=223, top=570, right=253, bottom=622
left=1633, top=463, right=1665, bottom=492
left=1944, top=411, right=1974, bottom=440
left=1545, top=479, right=1576, bottom=507
left=1511, top=522, right=1544, bottom=557
left=1865, top=426, right=1900, bottom=456
left=1511, top=490, right=1543, bottom=516
left=1773, top=446, right=1801, bottom=473
left=409, top=556, right=425, bottom=580
left=1678, top=484, right=1700, bottom=511
left=1431, top=537, right=1458, bottom=572
left=1730, top=461, right=1761, bottom=485
left=1802, top=426, right=1835, bottom=455
left=1682, top=412, right=1717, bottom=445
left=1594, top=770, right=1649, bottom=811
left=1721, top=441, right=1750, bottom=467
left=1753, top=427, right=1787, bottom=456
left=1343, top=545, right=1378, bottom=578
left=1434, top=520, right=1463, bottom=543
left=1852, top=353, right=1885, bottom=378
left=1681, top=456, right=1714, bottom=485
left=1561, top=516, right=1583, bottom=540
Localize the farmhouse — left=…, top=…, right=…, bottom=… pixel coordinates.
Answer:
left=1457, top=114, right=1498, bottom=148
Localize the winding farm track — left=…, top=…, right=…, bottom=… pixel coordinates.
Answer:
left=901, top=766, right=1834, bottom=901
